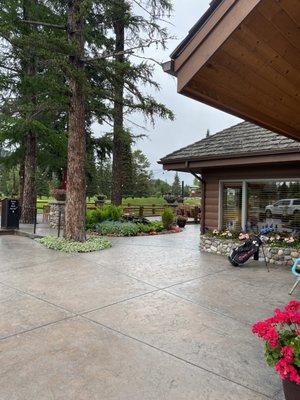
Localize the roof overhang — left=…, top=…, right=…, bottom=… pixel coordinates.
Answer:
left=160, top=151, right=300, bottom=173
left=165, top=0, right=300, bottom=141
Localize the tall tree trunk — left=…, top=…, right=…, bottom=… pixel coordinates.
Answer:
left=64, top=0, right=86, bottom=241
left=111, top=6, right=125, bottom=206
left=19, top=144, right=25, bottom=207
left=21, top=132, right=37, bottom=222
left=20, top=0, right=37, bottom=224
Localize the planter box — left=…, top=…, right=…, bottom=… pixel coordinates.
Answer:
left=200, top=235, right=300, bottom=267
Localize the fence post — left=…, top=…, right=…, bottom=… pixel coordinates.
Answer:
left=57, top=211, right=61, bottom=238
left=139, top=206, right=144, bottom=218
left=152, top=204, right=155, bottom=215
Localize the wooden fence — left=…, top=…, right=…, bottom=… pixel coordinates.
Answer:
left=123, top=204, right=177, bottom=218
left=1, top=199, right=201, bottom=223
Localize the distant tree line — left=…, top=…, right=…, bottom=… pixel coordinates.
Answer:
left=1, top=148, right=193, bottom=200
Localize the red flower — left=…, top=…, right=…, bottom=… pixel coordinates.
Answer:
left=273, top=309, right=290, bottom=324
left=287, top=311, right=300, bottom=325
left=276, top=359, right=300, bottom=384
left=290, top=368, right=300, bottom=385
left=285, top=300, right=300, bottom=313
left=275, top=359, right=294, bottom=380
left=253, top=301, right=300, bottom=384
left=252, top=321, right=279, bottom=348
left=280, top=346, right=294, bottom=363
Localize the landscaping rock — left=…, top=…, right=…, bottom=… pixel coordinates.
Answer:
left=49, top=202, right=65, bottom=229
left=200, top=235, right=299, bottom=267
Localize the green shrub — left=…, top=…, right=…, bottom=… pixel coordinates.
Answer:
left=36, top=236, right=111, bottom=253
left=86, top=205, right=122, bottom=229
left=161, top=208, right=175, bottom=230
left=95, top=221, right=140, bottom=236
left=137, top=221, right=164, bottom=233
left=95, top=221, right=165, bottom=236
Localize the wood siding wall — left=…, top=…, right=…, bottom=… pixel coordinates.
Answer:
left=202, top=164, right=300, bottom=231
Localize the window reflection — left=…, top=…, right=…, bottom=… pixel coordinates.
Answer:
left=247, top=181, right=300, bottom=233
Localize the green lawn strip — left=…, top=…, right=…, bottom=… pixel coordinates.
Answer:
left=36, top=196, right=201, bottom=215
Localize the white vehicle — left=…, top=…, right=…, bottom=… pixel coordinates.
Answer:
left=265, top=199, right=300, bottom=219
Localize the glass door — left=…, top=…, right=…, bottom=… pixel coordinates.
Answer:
left=222, top=182, right=243, bottom=231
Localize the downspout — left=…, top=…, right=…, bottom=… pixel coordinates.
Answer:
left=185, top=161, right=206, bottom=235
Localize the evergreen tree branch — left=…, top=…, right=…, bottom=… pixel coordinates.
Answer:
left=131, top=0, right=174, bottom=26
left=0, top=63, right=20, bottom=73
left=85, top=38, right=163, bottom=62
left=130, top=53, right=163, bottom=67
left=20, top=20, right=66, bottom=30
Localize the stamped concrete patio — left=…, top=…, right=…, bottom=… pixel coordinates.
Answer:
left=0, top=226, right=298, bottom=399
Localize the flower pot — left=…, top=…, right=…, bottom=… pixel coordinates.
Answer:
left=283, top=380, right=300, bottom=400
left=54, top=194, right=66, bottom=202
left=52, top=189, right=66, bottom=202
left=177, top=218, right=187, bottom=228
left=164, top=194, right=176, bottom=204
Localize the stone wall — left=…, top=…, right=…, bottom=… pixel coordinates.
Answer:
left=200, top=235, right=300, bottom=267
left=49, top=202, right=65, bottom=229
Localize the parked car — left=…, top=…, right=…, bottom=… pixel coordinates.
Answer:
left=265, top=199, right=300, bottom=218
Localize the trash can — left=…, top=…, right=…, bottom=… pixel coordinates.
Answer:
left=1, top=198, right=20, bottom=229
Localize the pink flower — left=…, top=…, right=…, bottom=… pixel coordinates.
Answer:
left=290, top=368, right=300, bottom=384
left=273, top=309, right=290, bottom=324
left=275, top=359, right=293, bottom=380
left=276, top=359, right=300, bottom=383
left=281, top=346, right=294, bottom=363
left=252, top=321, right=279, bottom=348
left=288, top=312, right=300, bottom=324
left=285, top=300, right=300, bottom=313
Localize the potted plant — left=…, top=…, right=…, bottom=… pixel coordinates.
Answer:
left=52, top=188, right=66, bottom=202
left=177, top=215, right=187, bottom=228
left=164, top=193, right=176, bottom=204
left=252, top=300, right=300, bottom=400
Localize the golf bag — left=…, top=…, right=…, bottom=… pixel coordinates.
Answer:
left=228, top=237, right=261, bottom=267
left=228, top=228, right=272, bottom=267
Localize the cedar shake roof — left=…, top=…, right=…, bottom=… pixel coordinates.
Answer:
left=160, top=122, right=300, bottom=164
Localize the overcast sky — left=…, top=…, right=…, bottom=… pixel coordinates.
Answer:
left=94, top=0, right=241, bottom=185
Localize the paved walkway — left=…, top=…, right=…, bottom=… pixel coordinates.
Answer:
left=0, top=226, right=298, bottom=399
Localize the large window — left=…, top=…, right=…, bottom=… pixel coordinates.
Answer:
left=221, top=180, right=300, bottom=233
left=247, top=181, right=300, bottom=233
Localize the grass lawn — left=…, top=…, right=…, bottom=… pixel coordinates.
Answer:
left=122, top=197, right=165, bottom=206
left=36, top=196, right=201, bottom=213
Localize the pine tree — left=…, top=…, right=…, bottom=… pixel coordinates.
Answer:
left=131, top=149, right=151, bottom=197
left=0, top=0, right=174, bottom=240
left=0, top=1, right=108, bottom=240
left=172, top=172, right=181, bottom=196
left=102, top=0, right=174, bottom=205
left=0, top=0, right=68, bottom=222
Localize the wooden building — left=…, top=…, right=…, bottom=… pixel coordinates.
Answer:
left=163, top=0, right=300, bottom=141
left=161, top=0, right=300, bottom=234
left=159, top=122, right=300, bottom=234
